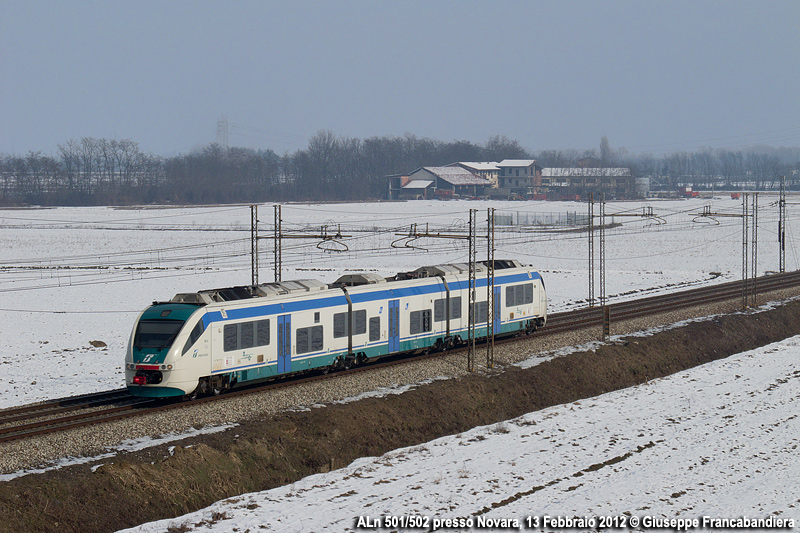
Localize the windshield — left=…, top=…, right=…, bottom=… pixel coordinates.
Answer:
left=134, top=319, right=185, bottom=350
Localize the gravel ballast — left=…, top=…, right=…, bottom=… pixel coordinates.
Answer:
left=1, top=287, right=798, bottom=476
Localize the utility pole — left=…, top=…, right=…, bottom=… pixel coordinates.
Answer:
left=588, top=193, right=595, bottom=307
left=250, top=205, right=259, bottom=285
left=274, top=204, right=281, bottom=282
left=599, top=194, right=606, bottom=307
left=743, top=193, right=749, bottom=307
left=779, top=176, right=786, bottom=273
left=468, top=208, right=477, bottom=373
left=486, top=207, right=495, bottom=369
left=751, top=193, right=758, bottom=307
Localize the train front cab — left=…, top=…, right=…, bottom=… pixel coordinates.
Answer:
left=126, top=303, right=207, bottom=398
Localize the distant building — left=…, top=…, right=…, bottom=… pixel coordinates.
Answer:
left=540, top=167, right=634, bottom=199
left=448, top=162, right=500, bottom=187
left=385, top=173, right=410, bottom=200
left=494, top=160, right=544, bottom=198
left=404, top=166, right=492, bottom=198
left=399, top=177, right=435, bottom=199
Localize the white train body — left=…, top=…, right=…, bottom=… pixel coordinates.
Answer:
left=125, top=260, right=546, bottom=398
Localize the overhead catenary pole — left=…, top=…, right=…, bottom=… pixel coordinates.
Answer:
left=250, top=204, right=259, bottom=286
left=467, top=208, right=477, bottom=372
left=751, top=193, right=758, bottom=307
left=588, top=193, right=595, bottom=307
left=392, top=216, right=487, bottom=372
left=779, top=176, right=786, bottom=273
left=487, top=207, right=495, bottom=369
left=743, top=193, right=749, bottom=308
left=690, top=199, right=756, bottom=310
left=274, top=204, right=282, bottom=282
left=599, top=194, right=607, bottom=308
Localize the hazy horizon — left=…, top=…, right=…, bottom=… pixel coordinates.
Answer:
left=2, top=0, right=799, bottom=158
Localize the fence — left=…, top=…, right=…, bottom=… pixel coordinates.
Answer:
left=495, top=211, right=588, bottom=227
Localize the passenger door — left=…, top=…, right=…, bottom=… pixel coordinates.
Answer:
left=493, top=285, right=501, bottom=332
left=388, top=299, right=400, bottom=353
left=277, top=314, right=291, bottom=374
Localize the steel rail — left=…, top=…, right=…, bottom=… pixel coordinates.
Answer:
left=4, top=271, right=800, bottom=445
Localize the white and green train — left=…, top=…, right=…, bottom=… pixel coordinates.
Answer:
left=125, top=260, right=547, bottom=399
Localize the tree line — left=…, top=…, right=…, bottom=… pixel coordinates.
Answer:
left=1, top=132, right=799, bottom=206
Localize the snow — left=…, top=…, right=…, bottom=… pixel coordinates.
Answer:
left=1, top=198, right=799, bottom=529
left=1, top=197, right=793, bottom=409
left=119, top=335, right=800, bottom=532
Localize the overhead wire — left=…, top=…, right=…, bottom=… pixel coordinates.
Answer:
left=1, top=199, right=791, bottom=296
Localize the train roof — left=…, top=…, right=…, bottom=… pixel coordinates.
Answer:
left=170, top=279, right=327, bottom=305
left=166, top=259, right=528, bottom=305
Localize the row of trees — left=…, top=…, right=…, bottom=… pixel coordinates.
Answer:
left=1, top=132, right=799, bottom=206
left=0, top=133, right=528, bottom=205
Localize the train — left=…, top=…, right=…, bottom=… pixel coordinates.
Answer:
left=125, top=259, right=547, bottom=399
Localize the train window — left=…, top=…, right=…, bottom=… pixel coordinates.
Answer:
left=506, top=284, right=534, bottom=307
left=409, top=310, right=432, bottom=334
left=310, top=325, right=323, bottom=351
left=333, top=312, right=347, bottom=338
left=134, top=319, right=185, bottom=350
left=515, top=285, right=525, bottom=306
left=256, top=320, right=270, bottom=346
left=470, top=301, right=488, bottom=323
left=314, top=312, right=320, bottom=323
left=354, top=310, right=367, bottom=335
left=434, top=299, right=445, bottom=322
left=409, top=311, right=421, bottom=334
left=334, top=310, right=368, bottom=337
left=181, top=321, right=205, bottom=355
left=450, top=297, right=462, bottom=319
left=421, top=309, right=431, bottom=332
left=369, top=317, right=380, bottom=342
left=296, top=325, right=324, bottom=354
left=434, top=297, right=462, bottom=322
left=240, top=322, right=254, bottom=349
left=223, top=320, right=270, bottom=352
left=296, top=327, right=309, bottom=353
left=223, top=324, right=237, bottom=351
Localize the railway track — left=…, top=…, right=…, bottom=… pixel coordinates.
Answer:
left=3, top=271, right=800, bottom=445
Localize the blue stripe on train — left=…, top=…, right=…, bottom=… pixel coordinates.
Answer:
left=202, top=271, right=541, bottom=326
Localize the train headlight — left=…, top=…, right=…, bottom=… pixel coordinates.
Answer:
left=160, top=364, right=173, bottom=370
left=126, top=363, right=135, bottom=370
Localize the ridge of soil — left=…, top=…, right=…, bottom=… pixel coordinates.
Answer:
left=3, top=301, right=800, bottom=532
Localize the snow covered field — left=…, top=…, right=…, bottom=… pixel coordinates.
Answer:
left=0, top=197, right=795, bottom=408
left=121, top=330, right=800, bottom=532
left=2, top=198, right=800, bottom=531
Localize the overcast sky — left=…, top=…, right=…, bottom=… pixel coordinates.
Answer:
left=2, top=0, right=799, bottom=157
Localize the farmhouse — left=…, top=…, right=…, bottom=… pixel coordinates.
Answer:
left=447, top=162, right=500, bottom=187
left=401, top=166, right=492, bottom=198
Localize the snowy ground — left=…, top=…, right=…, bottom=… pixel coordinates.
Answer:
left=120, top=330, right=800, bottom=532
left=1, top=196, right=796, bottom=409
left=2, top=198, right=799, bottom=531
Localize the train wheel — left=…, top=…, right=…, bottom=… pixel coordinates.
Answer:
left=210, top=376, right=226, bottom=395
